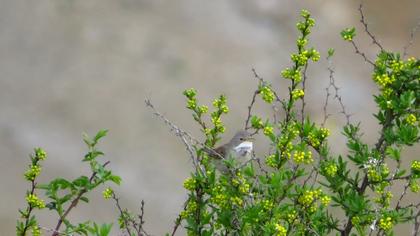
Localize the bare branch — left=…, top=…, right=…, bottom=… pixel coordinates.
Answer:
left=403, top=20, right=420, bottom=58
left=301, top=64, right=309, bottom=125
left=350, top=40, right=375, bottom=66
left=358, top=3, right=384, bottom=51
left=112, top=192, right=134, bottom=236
left=145, top=98, right=206, bottom=174
left=322, top=56, right=352, bottom=127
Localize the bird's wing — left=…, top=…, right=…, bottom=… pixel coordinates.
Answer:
left=211, top=146, right=225, bottom=159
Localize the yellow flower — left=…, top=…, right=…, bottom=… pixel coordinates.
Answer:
left=291, top=89, right=305, bottom=100
left=102, top=187, right=113, bottom=199
left=183, top=177, right=196, bottom=191
left=321, top=195, right=331, bottom=206
left=406, top=114, right=417, bottom=125
left=411, top=160, right=420, bottom=171
left=274, top=223, right=287, bottom=236
left=32, top=225, right=41, bottom=236
left=379, top=216, right=393, bottom=231
left=26, top=194, right=45, bottom=209
left=324, top=163, right=338, bottom=177
left=263, top=125, right=274, bottom=136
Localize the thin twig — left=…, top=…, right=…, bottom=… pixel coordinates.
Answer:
left=300, top=64, right=308, bottom=125
left=358, top=3, right=384, bottom=51
left=112, top=192, right=133, bottom=236
left=403, top=20, right=420, bottom=58
left=245, top=90, right=259, bottom=130
left=395, top=180, right=411, bottom=210
left=322, top=56, right=352, bottom=126
left=350, top=40, right=375, bottom=66
left=145, top=99, right=210, bottom=176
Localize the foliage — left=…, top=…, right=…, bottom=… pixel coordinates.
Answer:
left=177, top=9, right=420, bottom=236
left=15, top=7, right=420, bottom=236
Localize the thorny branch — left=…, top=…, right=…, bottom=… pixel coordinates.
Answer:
left=358, top=3, right=384, bottom=51
left=112, top=192, right=133, bottom=236
left=350, top=40, right=375, bottom=66
left=300, top=64, right=309, bottom=125
left=245, top=68, right=285, bottom=133
left=403, top=20, right=420, bottom=58
left=322, top=56, right=352, bottom=127
left=145, top=99, right=209, bottom=176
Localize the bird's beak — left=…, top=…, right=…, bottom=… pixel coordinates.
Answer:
left=246, top=137, right=255, bottom=141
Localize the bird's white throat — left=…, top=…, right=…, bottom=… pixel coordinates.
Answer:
left=233, top=141, right=253, bottom=156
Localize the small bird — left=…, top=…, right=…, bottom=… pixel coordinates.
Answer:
left=207, top=130, right=254, bottom=172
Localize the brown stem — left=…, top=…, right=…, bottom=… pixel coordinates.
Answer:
left=52, top=161, right=110, bottom=236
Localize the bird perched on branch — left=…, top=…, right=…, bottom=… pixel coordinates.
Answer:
left=206, top=130, right=254, bottom=172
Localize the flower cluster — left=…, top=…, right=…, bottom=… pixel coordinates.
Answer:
left=307, top=127, right=330, bottom=148
left=373, top=73, right=395, bottom=88
left=32, top=225, right=41, bottom=236
left=232, top=172, right=250, bottom=194
left=406, top=114, right=417, bottom=125
left=211, top=95, right=229, bottom=134
left=281, top=68, right=302, bottom=82
left=263, top=125, right=274, bottom=137
left=183, top=88, right=198, bottom=109
left=102, top=187, right=113, bottom=199
left=340, top=27, right=356, bottom=41
left=291, top=89, right=304, bottom=100
left=180, top=201, right=198, bottom=219
left=24, top=164, right=42, bottom=181
left=411, top=160, right=420, bottom=172
left=251, top=115, right=264, bottom=129
left=367, top=164, right=389, bottom=183
left=293, top=150, right=313, bottom=164
left=286, top=210, right=297, bottom=224
left=320, top=195, right=331, bottom=206
left=183, top=177, right=196, bottom=191
left=212, top=96, right=229, bottom=114
left=34, top=148, right=47, bottom=160
left=274, top=223, right=287, bottom=236
left=265, top=154, right=277, bottom=168
left=319, top=128, right=330, bottom=139
left=260, top=85, right=275, bottom=103
left=26, top=194, right=45, bottom=209
left=298, top=189, right=322, bottom=208
left=378, top=216, right=393, bottom=231
left=374, top=191, right=393, bottom=207
left=409, top=180, right=420, bottom=193
left=24, top=148, right=47, bottom=181
left=323, top=162, right=338, bottom=177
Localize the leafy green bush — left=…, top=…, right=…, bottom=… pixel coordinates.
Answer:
left=17, top=7, right=419, bottom=236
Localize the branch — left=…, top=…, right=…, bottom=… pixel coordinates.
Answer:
left=112, top=192, right=133, bottom=236
left=322, top=56, right=352, bottom=126
left=145, top=98, right=208, bottom=175
left=350, top=40, right=375, bottom=66
left=358, top=3, right=384, bottom=51
left=403, top=20, right=420, bottom=58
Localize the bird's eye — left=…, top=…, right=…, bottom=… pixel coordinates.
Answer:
left=240, top=138, right=244, bottom=141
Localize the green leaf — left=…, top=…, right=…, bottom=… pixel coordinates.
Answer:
left=327, top=48, right=335, bottom=58
left=80, top=196, right=90, bottom=203
left=109, top=175, right=122, bottom=185
left=73, top=176, right=90, bottom=188
left=94, top=130, right=109, bottom=144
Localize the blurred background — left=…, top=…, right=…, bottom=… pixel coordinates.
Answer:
left=1, top=0, right=419, bottom=235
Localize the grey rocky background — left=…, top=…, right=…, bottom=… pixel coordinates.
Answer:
left=1, top=0, right=419, bottom=235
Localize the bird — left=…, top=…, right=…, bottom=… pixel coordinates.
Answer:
left=206, top=130, right=254, bottom=172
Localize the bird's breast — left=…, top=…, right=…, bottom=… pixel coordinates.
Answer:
left=233, top=141, right=253, bottom=156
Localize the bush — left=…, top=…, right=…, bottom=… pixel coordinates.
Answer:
left=17, top=7, right=419, bottom=236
